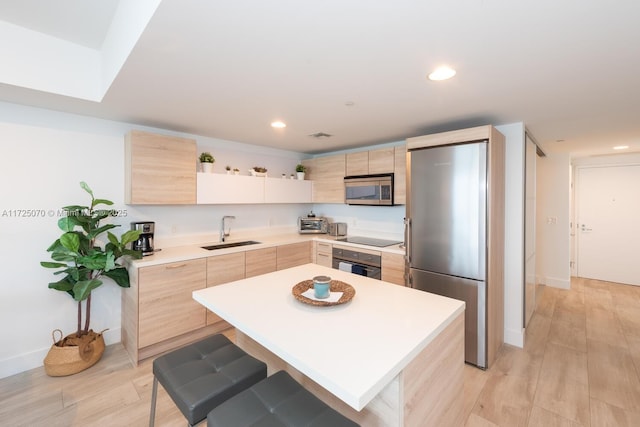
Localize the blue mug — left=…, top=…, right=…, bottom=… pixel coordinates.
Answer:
left=312, top=275, right=331, bottom=299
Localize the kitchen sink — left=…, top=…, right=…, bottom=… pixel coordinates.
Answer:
left=201, top=240, right=261, bottom=250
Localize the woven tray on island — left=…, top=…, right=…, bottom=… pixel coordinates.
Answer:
left=292, top=279, right=355, bottom=307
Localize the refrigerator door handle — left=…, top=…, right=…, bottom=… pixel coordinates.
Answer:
left=404, top=217, right=411, bottom=287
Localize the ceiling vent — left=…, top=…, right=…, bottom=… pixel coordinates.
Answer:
left=308, top=132, right=332, bottom=139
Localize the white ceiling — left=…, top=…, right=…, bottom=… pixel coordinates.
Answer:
left=1, top=0, right=639, bottom=157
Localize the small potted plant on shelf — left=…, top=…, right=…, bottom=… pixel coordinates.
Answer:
left=225, top=165, right=231, bottom=174
left=40, top=182, right=142, bottom=376
left=233, top=168, right=240, bottom=175
left=295, top=164, right=306, bottom=180
left=250, top=166, right=268, bottom=177
left=199, top=152, right=215, bottom=173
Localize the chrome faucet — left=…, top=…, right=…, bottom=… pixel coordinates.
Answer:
left=220, top=215, right=236, bottom=242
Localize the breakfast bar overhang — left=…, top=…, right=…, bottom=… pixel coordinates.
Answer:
left=193, top=264, right=465, bottom=426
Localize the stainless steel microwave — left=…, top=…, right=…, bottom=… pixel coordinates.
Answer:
left=344, top=173, right=394, bottom=205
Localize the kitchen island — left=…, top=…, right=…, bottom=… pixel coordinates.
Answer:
left=193, top=263, right=465, bottom=426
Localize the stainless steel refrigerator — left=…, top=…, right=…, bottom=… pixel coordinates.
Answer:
left=406, top=140, right=489, bottom=368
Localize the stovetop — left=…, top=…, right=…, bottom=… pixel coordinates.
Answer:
left=336, top=236, right=403, bottom=248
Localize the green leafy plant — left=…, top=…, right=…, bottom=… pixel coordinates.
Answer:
left=41, top=182, right=142, bottom=337
left=295, top=164, right=306, bottom=173
left=225, top=165, right=231, bottom=171
left=199, top=152, right=215, bottom=163
left=252, top=166, right=267, bottom=173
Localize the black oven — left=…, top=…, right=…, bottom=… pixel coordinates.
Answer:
left=332, top=247, right=381, bottom=279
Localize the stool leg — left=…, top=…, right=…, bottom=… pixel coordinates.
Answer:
left=149, top=376, right=158, bottom=427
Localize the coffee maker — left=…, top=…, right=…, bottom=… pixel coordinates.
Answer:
left=131, top=221, right=155, bottom=256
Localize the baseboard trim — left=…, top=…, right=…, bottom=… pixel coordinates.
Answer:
left=0, top=328, right=121, bottom=380
left=541, top=276, right=571, bottom=289
left=504, top=327, right=524, bottom=348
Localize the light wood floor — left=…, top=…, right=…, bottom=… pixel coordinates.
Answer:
left=2, top=277, right=639, bottom=426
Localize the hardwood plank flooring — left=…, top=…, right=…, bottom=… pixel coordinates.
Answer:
left=2, top=278, right=640, bottom=426
left=467, top=277, right=640, bottom=426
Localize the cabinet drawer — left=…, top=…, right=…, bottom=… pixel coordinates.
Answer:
left=316, top=241, right=332, bottom=255
left=138, top=259, right=206, bottom=347
left=316, top=252, right=332, bottom=268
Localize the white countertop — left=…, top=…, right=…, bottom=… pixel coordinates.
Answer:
left=192, top=264, right=464, bottom=411
left=129, top=232, right=405, bottom=268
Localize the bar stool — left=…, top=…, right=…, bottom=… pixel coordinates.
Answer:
left=149, top=334, right=267, bottom=427
left=207, top=370, right=359, bottom=427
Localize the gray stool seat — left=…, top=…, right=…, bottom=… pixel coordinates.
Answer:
left=207, top=370, right=359, bottom=427
left=150, top=334, right=267, bottom=427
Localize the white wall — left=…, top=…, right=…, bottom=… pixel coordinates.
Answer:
left=0, top=102, right=311, bottom=379
left=0, top=103, right=530, bottom=377
left=536, top=152, right=571, bottom=289
left=495, top=122, right=525, bottom=347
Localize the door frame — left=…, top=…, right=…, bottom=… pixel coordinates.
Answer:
left=573, top=158, right=640, bottom=281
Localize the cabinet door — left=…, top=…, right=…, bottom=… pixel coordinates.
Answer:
left=314, top=241, right=332, bottom=268
left=138, top=259, right=206, bottom=347
left=246, top=247, right=277, bottom=278
left=197, top=174, right=264, bottom=204
left=346, top=152, right=369, bottom=176
left=125, top=130, right=197, bottom=204
left=369, top=147, right=395, bottom=174
left=382, top=252, right=406, bottom=286
left=206, top=253, right=245, bottom=325
left=264, top=177, right=312, bottom=203
left=311, top=155, right=346, bottom=203
left=394, top=145, right=407, bottom=205
left=277, top=242, right=312, bottom=270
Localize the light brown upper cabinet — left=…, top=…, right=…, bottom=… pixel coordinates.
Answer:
left=346, top=147, right=395, bottom=176
left=345, top=151, right=369, bottom=175
left=368, top=147, right=395, bottom=174
left=394, top=145, right=407, bottom=205
left=125, top=130, right=197, bottom=204
left=302, top=154, right=346, bottom=203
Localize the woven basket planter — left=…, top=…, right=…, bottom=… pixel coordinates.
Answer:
left=43, top=329, right=105, bottom=377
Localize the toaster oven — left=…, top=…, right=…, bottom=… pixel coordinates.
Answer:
left=298, top=216, right=328, bottom=234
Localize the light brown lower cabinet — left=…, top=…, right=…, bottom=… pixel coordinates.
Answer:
left=246, top=247, right=277, bottom=278
left=276, top=241, right=312, bottom=270
left=137, top=259, right=207, bottom=348
left=314, top=241, right=332, bottom=268
left=122, top=240, right=317, bottom=365
left=206, top=253, right=245, bottom=325
left=381, top=252, right=406, bottom=286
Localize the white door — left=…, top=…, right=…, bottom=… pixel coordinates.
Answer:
left=576, top=165, right=640, bottom=285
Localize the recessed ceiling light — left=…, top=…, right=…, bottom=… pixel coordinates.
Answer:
left=271, top=121, right=286, bottom=128
left=428, top=66, right=456, bottom=81
left=613, top=145, right=629, bottom=150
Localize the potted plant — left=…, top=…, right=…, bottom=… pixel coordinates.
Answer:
left=40, top=182, right=142, bottom=376
left=250, top=166, right=268, bottom=177
left=225, top=165, right=231, bottom=175
left=295, top=164, right=306, bottom=180
left=233, top=167, right=240, bottom=175
left=199, top=152, right=215, bottom=173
